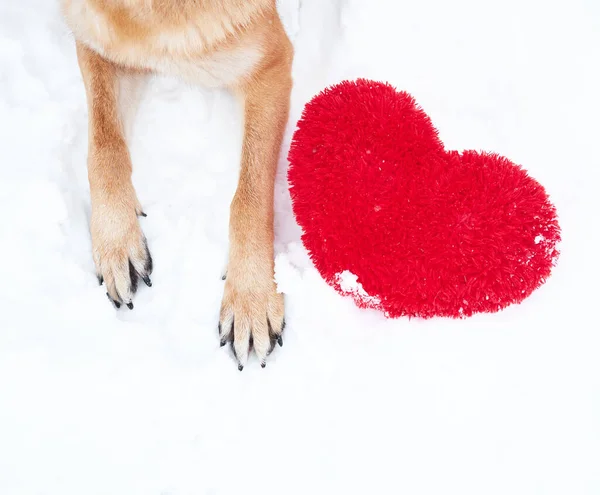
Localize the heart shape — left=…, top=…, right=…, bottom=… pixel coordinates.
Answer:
left=288, top=79, right=561, bottom=318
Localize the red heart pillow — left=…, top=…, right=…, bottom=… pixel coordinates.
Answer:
left=288, top=79, right=561, bottom=319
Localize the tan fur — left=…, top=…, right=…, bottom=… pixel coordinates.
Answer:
left=63, top=0, right=293, bottom=366
left=63, top=0, right=275, bottom=85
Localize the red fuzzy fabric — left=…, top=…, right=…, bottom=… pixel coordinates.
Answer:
left=288, top=79, right=561, bottom=318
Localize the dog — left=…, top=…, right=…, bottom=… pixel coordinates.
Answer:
left=61, top=0, right=293, bottom=369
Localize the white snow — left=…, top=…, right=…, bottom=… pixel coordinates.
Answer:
left=1, top=0, right=599, bottom=494
left=335, top=270, right=382, bottom=308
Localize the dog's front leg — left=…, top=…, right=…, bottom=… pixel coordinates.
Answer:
left=76, top=43, right=152, bottom=308
left=219, top=43, right=293, bottom=369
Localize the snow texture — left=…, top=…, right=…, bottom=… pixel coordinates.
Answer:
left=0, top=0, right=599, bottom=494
left=336, top=270, right=382, bottom=308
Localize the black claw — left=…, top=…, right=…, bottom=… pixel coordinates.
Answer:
left=128, top=260, right=139, bottom=295
left=268, top=317, right=285, bottom=350
left=278, top=319, right=286, bottom=346
left=224, top=319, right=241, bottom=369
left=144, top=239, right=153, bottom=274
left=107, top=292, right=121, bottom=309
left=98, top=275, right=104, bottom=286
left=221, top=274, right=226, bottom=281
left=230, top=325, right=238, bottom=362
left=140, top=211, right=147, bottom=217
left=127, top=302, right=134, bottom=310
left=261, top=362, right=266, bottom=369
left=142, top=275, right=152, bottom=287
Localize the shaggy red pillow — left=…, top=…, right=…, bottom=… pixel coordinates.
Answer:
left=288, top=79, right=561, bottom=318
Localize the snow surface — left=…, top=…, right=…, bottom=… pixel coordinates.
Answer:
left=1, top=0, right=599, bottom=494
left=336, top=270, right=382, bottom=309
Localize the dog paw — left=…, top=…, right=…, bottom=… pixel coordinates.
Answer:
left=92, top=203, right=153, bottom=309
left=218, top=269, right=285, bottom=369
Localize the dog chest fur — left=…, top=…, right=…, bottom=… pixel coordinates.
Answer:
left=61, top=0, right=268, bottom=87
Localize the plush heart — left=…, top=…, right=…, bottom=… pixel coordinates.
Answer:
left=287, top=79, right=561, bottom=319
